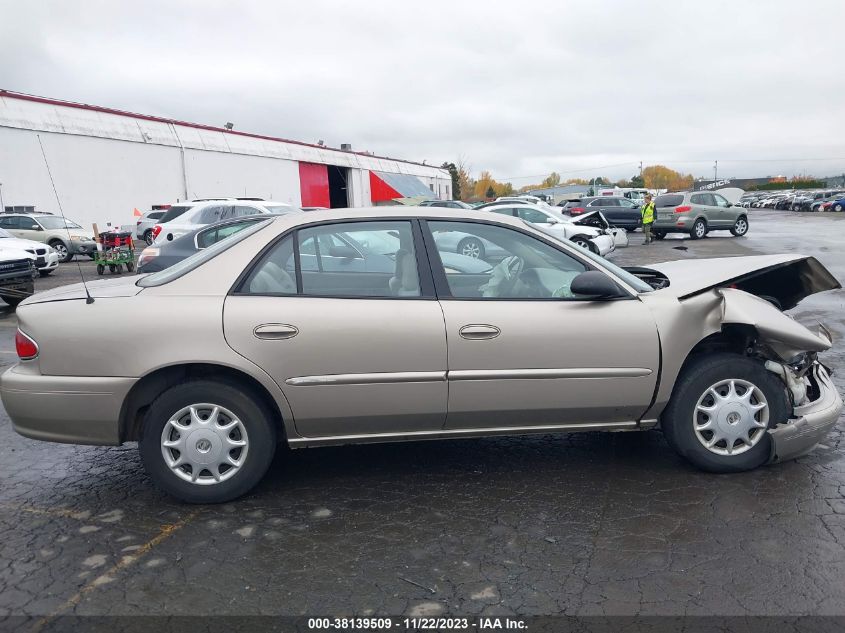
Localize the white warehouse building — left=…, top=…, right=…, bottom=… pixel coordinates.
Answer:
left=0, top=90, right=451, bottom=230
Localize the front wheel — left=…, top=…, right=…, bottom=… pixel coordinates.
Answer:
left=661, top=353, right=789, bottom=472
left=39, top=270, right=53, bottom=277
left=49, top=240, right=72, bottom=263
left=654, top=231, right=666, bottom=240
left=690, top=219, right=707, bottom=240
left=139, top=380, right=278, bottom=503
left=570, top=236, right=596, bottom=253
left=835, top=204, right=843, bottom=212
left=96, top=264, right=105, bottom=275
left=730, top=216, right=749, bottom=236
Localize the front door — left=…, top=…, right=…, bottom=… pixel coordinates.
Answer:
left=424, top=219, right=660, bottom=430
left=223, top=219, right=447, bottom=438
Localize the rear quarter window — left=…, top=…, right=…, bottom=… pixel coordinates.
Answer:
left=655, top=194, right=685, bottom=207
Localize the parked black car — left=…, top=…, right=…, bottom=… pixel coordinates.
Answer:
left=567, top=196, right=642, bottom=231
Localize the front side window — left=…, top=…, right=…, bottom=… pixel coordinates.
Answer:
left=712, top=194, right=730, bottom=208
left=428, top=221, right=587, bottom=299
left=515, top=207, right=550, bottom=224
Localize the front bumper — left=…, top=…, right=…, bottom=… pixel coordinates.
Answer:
left=0, top=365, right=135, bottom=446
left=37, top=253, right=60, bottom=272
left=69, top=241, right=97, bottom=256
left=769, top=363, right=843, bottom=462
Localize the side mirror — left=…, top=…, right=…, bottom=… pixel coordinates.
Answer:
left=546, top=217, right=560, bottom=224
left=570, top=271, right=623, bottom=299
left=328, top=245, right=360, bottom=258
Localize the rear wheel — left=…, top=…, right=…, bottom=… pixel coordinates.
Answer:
left=661, top=353, right=788, bottom=472
left=143, top=229, right=154, bottom=245
left=730, top=216, right=749, bottom=237
left=139, top=380, right=277, bottom=503
left=690, top=218, right=707, bottom=240
left=38, top=270, right=53, bottom=277
left=654, top=231, right=666, bottom=240
left=96, top=264, right=105, bottom=275
left=458, top=237, right=485, bottom=259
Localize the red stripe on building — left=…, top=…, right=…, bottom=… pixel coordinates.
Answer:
left=369, top=171, right=403, bottom=202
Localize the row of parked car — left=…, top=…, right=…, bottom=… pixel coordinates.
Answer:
left=739, top=190, right=845, bottom=212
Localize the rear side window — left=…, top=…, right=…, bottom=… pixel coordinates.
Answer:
left=655, top=194, right=685, bottom=207
left=148, top=212, right=165, bottom=220
left=158, top=205, right=192, bottom=223
left=198, top=205, right=232, bottom=224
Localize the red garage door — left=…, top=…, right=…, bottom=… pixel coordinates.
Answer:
left=299, top=163, right=330, bottom=207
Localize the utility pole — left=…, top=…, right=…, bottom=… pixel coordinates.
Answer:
left=714, top=161, right=718, bottom=186
left=0, top=182, right=4, bottom=213
left=639, top=161, right=643, bottom=180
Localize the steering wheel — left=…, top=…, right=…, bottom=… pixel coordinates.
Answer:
left=497, top=256, right=525, bottom=297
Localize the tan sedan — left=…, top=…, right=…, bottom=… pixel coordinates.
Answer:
left=2, top=208, right=842, bottom=503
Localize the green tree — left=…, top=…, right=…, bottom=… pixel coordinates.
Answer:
left=441, top=162, right=461, bottom=200
left=630, top=174, right=644, bottom=188
left=485, top=185, right=496, bottom=199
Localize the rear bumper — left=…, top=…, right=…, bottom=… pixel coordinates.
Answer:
left=0, top=365, right=134, bottom=446
left=768, top=363, right=843, bottom=462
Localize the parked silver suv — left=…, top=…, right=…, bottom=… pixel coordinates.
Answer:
left=652, top=192, right=749, bottom=240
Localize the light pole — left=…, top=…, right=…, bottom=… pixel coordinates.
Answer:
left=714, top=161, right=718, bottom=186
left=0, top=182, right=4, bottom=213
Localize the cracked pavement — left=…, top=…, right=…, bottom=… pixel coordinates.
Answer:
left=0, top=210, right=844, bottom=619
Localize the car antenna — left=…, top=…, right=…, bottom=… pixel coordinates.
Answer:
left=37, top=134, right=94, bottom=304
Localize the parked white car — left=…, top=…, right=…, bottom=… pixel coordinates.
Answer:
left=0, top=228, right=60, bottom=276
left=152, top=199, right=299, bottom=245
left=484, top=203, right=624, bottom=255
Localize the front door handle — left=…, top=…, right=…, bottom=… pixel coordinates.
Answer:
left=459, top=324, right=501, bottom=340
left=253, top=324, right=299, bottom=340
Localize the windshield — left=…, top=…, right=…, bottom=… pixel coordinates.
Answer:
left=37, top=216, right=82, bottom=230
left=0, top=228, right=12, bottom=238
left=138, top=219, right=271, bottom=287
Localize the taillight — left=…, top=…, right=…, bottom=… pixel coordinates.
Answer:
left=15, top=329, right=38, bottom=360
left=570, top=207, right=585, bottom=214
left=152, top=225, right=162, bottom=238
left=674, top=205, right=692, bottom=213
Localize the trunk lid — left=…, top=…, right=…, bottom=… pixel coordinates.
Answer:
left=22, top=275, right=144, bottom=305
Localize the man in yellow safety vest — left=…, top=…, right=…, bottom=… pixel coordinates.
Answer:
left=641, top=193, right=655, bottom=244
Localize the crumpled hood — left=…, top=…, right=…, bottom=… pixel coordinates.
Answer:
left=648, top=254, right=841, bottom=311
left=22, top=275, right=144, bottom=305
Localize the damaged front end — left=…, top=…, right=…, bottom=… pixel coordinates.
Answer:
left=720, top=288, right=843, bottom=463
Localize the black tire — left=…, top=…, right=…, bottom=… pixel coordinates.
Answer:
left=108, top=264, right=116, bottom=273
left=38, top=270, right=53, bottom=277
left=457, top=237, right=485, bottom=259
left=570, top=236, right=595, bottom=253
left=835, top=204, right=843, bottom=212
left=661, top=353, right=789, bottom=473
left=96, top=264, right=105, bottom=275
left=49, top=240, right=72, bottom=263
left=126, top=261, right=135, bottom=273
left=654, top=231, right=666, bottom=240
left=143, top=229, right=154, bottom=246
left=690, top=218, right=707, bottom=240
left=139, top=380, right=278, bottom=503
left=2, top=296, right=23, bottom=307
left=730, top=215, right=749, bottom=237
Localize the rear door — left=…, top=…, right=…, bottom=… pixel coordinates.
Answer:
left=223, top=219, right=448, bottom=438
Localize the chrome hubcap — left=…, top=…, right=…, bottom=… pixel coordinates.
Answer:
left=736, top=219, right=747, bottom=233
left=693, top=379, right=769, bottom=456
left=160, top=403, right=249, bottom=485
left=695, top=223, right=705, bottom=237
left=55, top=244, right=68, bottom=258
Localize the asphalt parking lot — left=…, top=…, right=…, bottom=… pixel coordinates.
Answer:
left=1, top=210, right=844, bottom=624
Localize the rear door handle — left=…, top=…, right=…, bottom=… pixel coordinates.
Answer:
left=459, top=324, right=501, bottom=340
left=253, top=324, right=299, bottom=340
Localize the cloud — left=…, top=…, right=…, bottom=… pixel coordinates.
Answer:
left=1, top=0, right=843, bottom=183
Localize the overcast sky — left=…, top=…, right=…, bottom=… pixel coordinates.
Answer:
left=1, top=0, right=842, bottom=184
